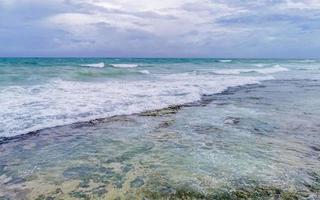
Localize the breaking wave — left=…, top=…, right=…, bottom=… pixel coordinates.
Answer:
left=0, top=73, right=273, bottom=138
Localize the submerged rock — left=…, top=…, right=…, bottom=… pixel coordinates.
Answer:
left=141, top=182, right=302, bottom=200
left=54, top=188, right=63, bottom=195
left=113, top=180, right=124, bottom=189
left=69, top=186, right=107, bottom=199
left=63, top=165, right=96, bottom=179
left=230, top=186, right=299, bottom=200
left=4, top=176, right=26, bottom=185
left=149, top=131, right=180, bottom=142
left=112, top=173, right=125, bottom=189
left=143, top=185, right=204, bottom=199
left=310, top=146, right=320, bottom=152
left=105, top=143, right=154, bottom=164
left=91, top=186, right=107, bottom=197
left=34, top=188, right=64, bottom=200
left=156, top=120, right=175, bottom=129
left=34, top=195, right=46, bottom=200
left=69, top=191, right=89, bottom=200
left=192, top=124, right=222, bottom=134
left=63, top=165, right=114, bottom=180
left=78, top=180, right=90, bottom=188
left=305, top=171, right=320, bottom=195
left=121, top=164, right=134, bottom=173
left=130, top=177, right=145, bottom=188
left=159, top=186, right=176, bottom=195
left=92, top=172, right=117, bottom=185
left=0, top=165, right=5, bottom=175
left=0, top=196, right=10, bottom=200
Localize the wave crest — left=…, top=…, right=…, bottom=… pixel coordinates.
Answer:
left=111, top=64, right=139, bottom=68
left=218, top=59, right=232, bottom=63
left=81, top=62, right=105, bottom=68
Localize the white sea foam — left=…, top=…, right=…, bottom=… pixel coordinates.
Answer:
left=214, top=65, right=289, bottom=75
left=0, top=73, right=273, bottom=138
left=111, top=64, right=139, bottom=68
left=81, top=62, right=105, bottom=68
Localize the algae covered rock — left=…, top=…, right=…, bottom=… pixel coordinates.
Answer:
left=140, top=106, right=182, bottom=117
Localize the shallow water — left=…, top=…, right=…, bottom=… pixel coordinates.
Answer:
left=1, top=77, right=320, bottom=199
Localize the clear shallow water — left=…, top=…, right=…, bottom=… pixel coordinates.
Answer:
left=0, top=58, right=320, bottom=199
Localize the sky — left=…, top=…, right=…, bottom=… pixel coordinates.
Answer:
left=0, top=0, right=320, bottom=58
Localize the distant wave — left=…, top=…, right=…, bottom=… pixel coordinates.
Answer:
left=81, top=62, right=105, bottom=68
left=80, top=63, right=139, bottom=68
left=214, top=65, right=289, bottom=75
left=259, top=65, right=289, bottom=74
left=110, top=64, right=139, bottom=68
left=218, top=59, right=232, bottom=63
left=253, top=64, right=265, bottom=67
left=297, top=59, right=316, bottom=63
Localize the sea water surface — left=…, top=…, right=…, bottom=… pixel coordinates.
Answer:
left=0, top=58, right=320, bottom=199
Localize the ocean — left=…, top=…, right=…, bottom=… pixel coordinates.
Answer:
left=0, top=58, right=320, bottom=199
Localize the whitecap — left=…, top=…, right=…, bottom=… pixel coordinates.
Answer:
left=111, top=64, right=139, bottom=68
left=81, top=62, right=105, bottom=68
left=218, top=59, right=232, bottom=63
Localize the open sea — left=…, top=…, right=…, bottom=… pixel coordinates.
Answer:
left=0, top=58, right=320, bottom=199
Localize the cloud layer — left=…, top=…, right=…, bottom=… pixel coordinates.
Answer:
left=1, top=0, right=320, bottom=57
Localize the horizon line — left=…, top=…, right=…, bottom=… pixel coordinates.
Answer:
left=0, top=56, right=319, bottom=60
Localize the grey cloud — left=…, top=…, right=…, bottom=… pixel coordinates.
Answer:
left=1, top=0, right=320, bottom=58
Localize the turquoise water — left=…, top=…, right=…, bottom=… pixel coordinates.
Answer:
left=0, top=58, right=320, bottom=199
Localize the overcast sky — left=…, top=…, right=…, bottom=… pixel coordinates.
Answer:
left=0, top=0, right=320, bottom=58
